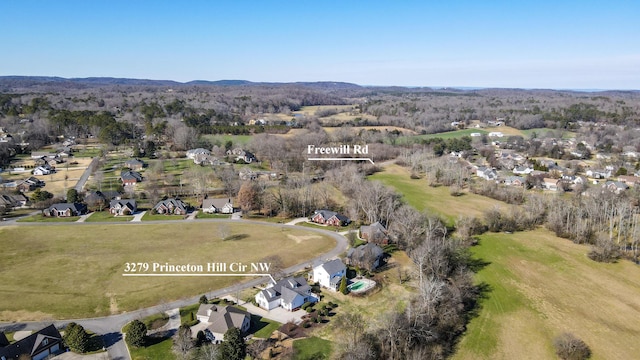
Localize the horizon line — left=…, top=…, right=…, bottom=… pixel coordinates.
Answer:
left=1, top=74, right=638, bottom=92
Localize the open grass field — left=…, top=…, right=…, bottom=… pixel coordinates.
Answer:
left=369, top=164, right=504, bottom=223
left=201, top=134, right=252, bottom=146
left=398, top=129, right=487, bottom=143
left=453, top=228, right=640, bottom=360
left=0, top=222, right=335, bottom=320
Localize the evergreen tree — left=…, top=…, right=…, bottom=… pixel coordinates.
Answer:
left=63, top=322, right=90, bottom=353
left=339, top=276, right=348, bottom=295
left=126, top=320, right=147, bottom=348
left=217, top=327, right=245, bottom=360
left=66, top=188, right=79, bottom=203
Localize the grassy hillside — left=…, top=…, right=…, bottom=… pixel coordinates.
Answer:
left=369, top=164, right=504, bottom=223
left=0, top=223, right=334, bottom=320
left=454, top=229, right=640, bottom=360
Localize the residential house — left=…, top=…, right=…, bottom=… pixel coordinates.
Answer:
left=227, top=148, right=257, bottom=163
left=43, top=203, right=87, bottom=217
left=542, top=178, right=561, bottom=191
left=120, top=170, right=142, bottom=186
left=110, top=199, right=137, bottom=216
left=311, top=209, right=350, bottom=226
left=504, top=176, right=525, bottom=187
left=32, top=166, right=53, bottom=176
left=617, top=175, right=640, bottom=187
left=193, top=153, right=220, bottom=166
left=586, top=168, right=612, bottom=179
left=17, top=177, right=44, bottom=192
left=196, top=304, right=250, bottom=344
left=186, top=148, right=210, bottom=160
left=153, top=198, right=188, bottom=215
left=476, top=166, right=498, bottom=181
left=603, top=181, right=629, bottom=194
left=488, top=131, right=504, bottom=137
left=513, top=165, right=533, bottom=175
left=238, top=167, right=257, bottom=181
left=0, top=324, right=63, bottom=360
left=310, top=259, right=346, bottom=291
left=124, top=158, right=145, bottom=171
left=85, top=190, right=121, bottom=210
left=30, top=151, right=58, bottom=159
left=202, top=198, right=234, bottom=214
left=0, top=193, right=28, bottom=208
left=346, top=243, right=385, bottom=271
left=255, top=276, right=319, bottom=311
left=359, top=221, right=389, bottom=244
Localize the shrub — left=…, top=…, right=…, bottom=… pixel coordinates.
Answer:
left=553, top=333, right=591, bottom=360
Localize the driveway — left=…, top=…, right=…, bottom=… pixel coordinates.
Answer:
left=130, top=211, right=145, bottom=222
left=222, top=295, right=306, bottom=325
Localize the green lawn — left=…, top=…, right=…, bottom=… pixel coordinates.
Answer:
left=16, top=214, right=80, bottom=222
left=141, top=212, right=186, bottom=221
left=0, top=223, right=335, bottom=320
left=195, top=211, right=231, bottom=219
left=202, top=134, right=253, bottom=146
left=293, top=336, right=332, bottom=359
left=452, top=229, right=640, bottom=360
left=179, top=303, right=201, bottom=325
left=130, top=337, right=175, bottom=360
left=251, top=315, right=281, bottom=338
left=84, top=211, right=134, bottom=222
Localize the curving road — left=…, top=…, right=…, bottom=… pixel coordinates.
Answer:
left=0, top=218, right=348, bottom=360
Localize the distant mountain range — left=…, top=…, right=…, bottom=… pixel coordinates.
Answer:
left=0, top=76, right=636, bottom=94
left=0, top=76, right=366, bottom=90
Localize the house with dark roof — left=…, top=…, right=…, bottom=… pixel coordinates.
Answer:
left=227, top=148, right=257, bottom=163
left=310, top=259, right=346, bottom=291
left=359, top=221, right=389, bottom=244
left=110, top=199, right=137, bottom=216
left=195, top=304, right=250, bottom=344
left=255, top=276, right=319, bottom=311
left=0, top=324, right=64, bottom=360
left=16, top=177, right=44, bottom=192
left=346, top=243, right=385, bottom=271
left=124, top=158, right=145, bottom=171
left=202, top=198, right=234, bottom=214
left=311, top=210, right=350, bottom=226
left=153, top=198, right=188, bottom=215
left=120, top=170, right=142, bottom=186
left=43, top=203, right=86, bottom=217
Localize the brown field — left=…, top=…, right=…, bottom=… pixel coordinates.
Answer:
left=0, top=222, right=335, bottom=320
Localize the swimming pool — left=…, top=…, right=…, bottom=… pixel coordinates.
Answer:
left=348, top=278, right=376, bottom=293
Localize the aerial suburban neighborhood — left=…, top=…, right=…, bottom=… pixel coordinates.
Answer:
left=2, top=2, right=640, bottom=359
left=1, top=75, right=640, bottom=360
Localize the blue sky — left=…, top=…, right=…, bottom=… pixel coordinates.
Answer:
left=1, top=1, right=638, bottom=89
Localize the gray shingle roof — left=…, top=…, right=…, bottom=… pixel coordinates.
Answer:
left=320, top=259, right=346, bottom=275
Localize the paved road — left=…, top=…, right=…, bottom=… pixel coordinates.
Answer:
left=0, top=218, right=348, bottom=360
left=74, top=157, right=99, bottom=192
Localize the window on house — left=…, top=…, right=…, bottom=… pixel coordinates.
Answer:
left=42, top=338, right=48, bottom=346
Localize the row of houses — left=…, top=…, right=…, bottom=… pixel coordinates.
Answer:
left=43, top=195, right=235, bottom=217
